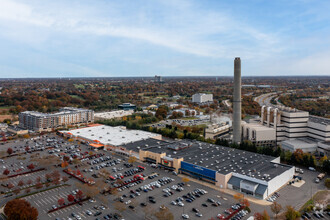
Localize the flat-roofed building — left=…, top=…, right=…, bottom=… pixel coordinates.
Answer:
left=192, top=93, right=213, bottom=103
left=242, top=122, right=276, bottom=147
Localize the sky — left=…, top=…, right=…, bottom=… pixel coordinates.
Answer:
left=0, top=0, right=330, bottom=78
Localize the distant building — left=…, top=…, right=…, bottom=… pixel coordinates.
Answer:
left=242, top=105, right=330, bottom=152
left=118, top=103, right=136, bottom=111
left=260, top=106, right=329, bottom=142
left=204, top=123, right=230, bottom=140
left=19, top=107, right=94, bottom=132
left=192, top=93, right=213, bottom=103
left=155, top=75, right=163, bottom=82
left=0, top=123, right=8, bottom=131
left=7, top=126, right=28, bottom=135
left=94, top=110, right=134, bottom=120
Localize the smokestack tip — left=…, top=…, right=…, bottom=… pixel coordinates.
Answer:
left=235, top=57, right=240, bottom=60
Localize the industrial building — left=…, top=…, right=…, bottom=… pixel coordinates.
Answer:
left=192, top=93, right=213, bottom=103
left=204, top=123, right=230, bottom=140
left=118, top=103, right=136, bottom=111
left=260, top=106, right=329, bottom=142
left=242, top=122, right=276, bottom=147
left=19, top=107, right=94, bottom=132
left=241, top=105, right=329, bottom=154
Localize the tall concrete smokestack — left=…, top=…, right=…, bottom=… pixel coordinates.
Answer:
left=233, top=57, right=241, bottom=143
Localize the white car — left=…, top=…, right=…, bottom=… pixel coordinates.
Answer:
left=182, top=214, right=189, bottom=219
left=85, top=210, right=92, bottom=216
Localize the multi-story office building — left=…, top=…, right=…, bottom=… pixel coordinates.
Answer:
left=19, top=107, right=94, bottom=132
left=192, top=93, right=213, bottom=103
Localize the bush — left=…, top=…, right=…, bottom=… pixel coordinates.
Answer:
left=244, top=206, right=251, bottom=213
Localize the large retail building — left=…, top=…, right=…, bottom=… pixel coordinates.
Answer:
left=62, top=124, right=294, bottom=200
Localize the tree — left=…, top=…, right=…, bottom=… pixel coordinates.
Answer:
left=61, top=161, right=69, bottom=168
left=7, top=147, right=13, bottom=155
left=13, top=188, right=21, bottom=195
left=254, top=210, right=270, bottom=220
left=7, top=183, right=14, bottom=189
left=58, top=198, right=65, bottom=206
left=3, top=169, right=10, bottom=175
left=181, top=177, right=190, bottom=183
left=325, top=178, right=330, bottom=189
left=128, top=156, right=137, bottom=164
left=4, top=199, right=38, bottom=220
left=36, top=176, right=41, bottom=183
left=67, top=194, right=75, bottom=203
left=27, top=163, right=35, bottom=170
left=76, top=190, right=84, bottom=200
left=285, top=206, right=300, bottom=220
left=35, top=182, right=43, bottom=189
left=233, top=193, right=244, bottom=202
left=271, top=202, right=282, bottom=219
left=18, top=180, right=24, bottom=187
left=26, top=179, right=32, bottom=185
left=62, top=176, right=69, bottom=183
left=154, top=207, right=174, bottom=220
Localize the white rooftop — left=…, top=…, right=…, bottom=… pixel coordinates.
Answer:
left=95, top=110, right=134, bottom=119
left=63, top=125, right=160, bottom=146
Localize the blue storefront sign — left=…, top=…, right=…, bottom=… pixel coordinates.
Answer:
left=180, top=161, right=216, bottom=180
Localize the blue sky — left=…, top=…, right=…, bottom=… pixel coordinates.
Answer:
left=0, top=0, right=329, bottom=78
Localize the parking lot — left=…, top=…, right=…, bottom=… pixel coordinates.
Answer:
left=1, top=133, right=328, bottom=220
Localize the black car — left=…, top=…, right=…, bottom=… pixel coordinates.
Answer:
left=94, top=211, right=102, bottom=216
left=202, top=203, right=208, bottom=207
left=140, top=202, right=147, bottom=206
left=128, top=205, right=135, bottom=209
left=192, top=208, right=200, bottom=213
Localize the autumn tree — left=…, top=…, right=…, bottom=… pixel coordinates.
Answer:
left=285, top=206, right=300, bottom=220
left=58, top=198, right=65, bottom=206
left=128, top=156, right=137, bottom=164
left=154, top=207, right=174, bottom=220
left=35, top=182, right=43, bottom=189
left=18, top=180, right=25, bottom=187
left=7, top=183, right=14, bottom=189
left=3, top=169, right=10, bottom=175
left=181, top=177, right=190, bottom=183
left=7, top=147, right=13, bottom=155
left=270, top=202, right=282, bottom=219
left=13, top=188, right=21, bottom=195
left=67, top=194, right=75, bottom=203
left=62, top=176, right=69, bottom=183
left=27, top=163, right=35, bottom=170
left=254, top=210, right=270, bottom=220
left=76, top=190, right=84, bottom=200
left=4, top=199, right=38, bottom=220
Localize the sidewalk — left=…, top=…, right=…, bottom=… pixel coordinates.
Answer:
left=178, top=174, right=272, bottom=206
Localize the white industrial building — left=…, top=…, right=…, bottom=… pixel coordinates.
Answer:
left=241, top=105, right=330, bottom=153
left=192, top=93, right=213, bottom=103
left=242, top=122, right=276, bottom=147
